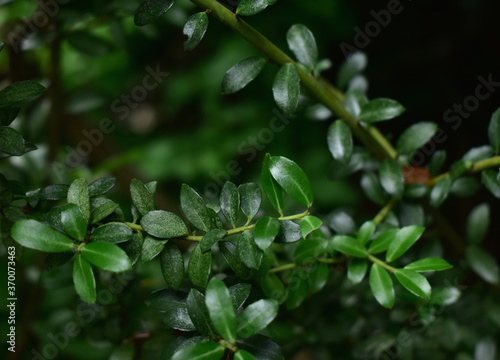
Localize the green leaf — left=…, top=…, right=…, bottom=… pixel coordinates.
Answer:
left=44, top=252, right=74, bottom=271
left=81, top=241, right=131, bottom=272
left=379, top=159, right=404, bottom=198
left=130, top=179, right=155, bottom=216
left=180, top=184, right=211, bottom=232
left=122, top=233, right=144, bottom=266
left=141, top=236, right=167, bottom=263
left=73, top=254, right=96, bottom=303
left=61, top=204, right=88, bottom=241
left=68, top=178, right=90, bottom=221
left=275, top=220, right=301, bottom=243
left=286, top=24, right=318, bottom=69
left=188, top=245, right=212, bottom=288
left=293, top=237, right=326, bottom=264
left=205, top=278, right=237, bottom=343
left=183, top=12, right=208, bottom=51
left=221, top=181, right=240, bottom=227
left=327, top=120, right=353, bottom=164
left=394, top=269, right=431, bottom=300
left=261, top=154, right=285, bottom=216
left=330, top=235, right=367, bottom=258
left=404, top=258, right=453, bottom=272
left=67, top=31, right=115, bottom=56
left=386, top=225, right=425, bottom=262
left=368, top=229, right=398, bottom=254
left=146, top=290, right=195, bottom=331
left=361, top=172, right=387, bottom=205
left=337, top=51, right=367, bottom=89
left=396, top=122, right=438, bottom=155
left=221, top=57, right=267, bottom=95
left=11, top=220, right=75, bottom=252
left=239, top=183, right=261, bottom=222
left=134, top=0, right=174, bottom=26
left=229, top=283, right=252, bottom=310
left=88, top=177, right=116, bottom=197
left=160, top=243, right=185, bottom=290
left=237, top=299, right=278, bottom=339
left=172, top=341, right=225, bottom=360
left=465, top=203, right=489, bottom=244
left=261, top=273, right=286, bottom=304
left=369, top=263, right=394, bottom=308
left=359, top=98, right=405, bottom=123
left=234, top=350, right=258, bottom=360
left=358, top=220, right=376, bottom=245
left=429, top=176, right=452, bottom=208
left=299, top=215, right=323, bottom=239
left=348, top=258, right=368, bottom=285
left=462, top=145, right=494, bottom=162
left=141, top=210, right=188, bottom=239
left=286, top=268, right=308, bottom=309
left=308, top=262, right=329, bottom=293
left=187, top=289, right=218, bottom=338
left=0, top=127, right=25, bottom=156
left=466, top=246, right=499, bottom=284
left=488, top=107, right=500, bottom=153
left=481, top=170, right=500, bottom=199
left=200, top=229, right=226, bottom=253
left=219, top=242, right=252, bottom=279
left=272, top=63, right=300, bottom=116
left=236, top=0, right=277, bottom=16
left=268, top=156, right=313, bottom=208
left=90, top=222, right=132, bottom=244
left=0, top=80, right=46, bottom=107
left=238, top=231, right=263, bottom=270
left=429, top=150, right=447, bottom=175
left=90, top=198, right=119, bottom=224
left=254, top=217, right=280, bottom=250
left=344, top=88, right=368, bottom=117
left=236, top=336, right=283, bottom=360
left=0, top=106, right=21, bottom=126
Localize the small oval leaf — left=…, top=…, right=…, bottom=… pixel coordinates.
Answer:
left=221, top=57, right=267, bottom=95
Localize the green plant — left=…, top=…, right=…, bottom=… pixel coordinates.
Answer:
left=1, top=1, right=500, bottom=359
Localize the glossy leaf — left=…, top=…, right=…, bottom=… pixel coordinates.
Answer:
left=396, top=122, right=438, bottom=155
left=236, top=335, right=283, bottom=360
left=73, top=254, right=96, bottom=303
left=141, top=236, right=167, bottom=263
left=221, top=181, right=240, bottom=227
left=146, top=289, right=195, bottom=331
left=81, top=241, right=131, bottom=272
left=237, top=299, right=278, bottom=338
left=205, top=278, right=237, bottom=343
left=327, top=120, right=353, bottom=164
left=160, top=243, right=185, bottom=290
left=361, top=172, right=387, bottom=205
left=379, top=159, right=404, bottom=198
left=130, top=179, right=155, bottom=216
left=90, top=222, right=132, bottom=244
left=219, top=242, right=252, bottom=279
left=429, top=176, right=452, bottom=208
left=187, top=289, right=218, bottom=338
left=269, top=156, right=313, bottom=208
left=488, top=107, right=500, bottom=153
left=67, top=178, right=90, bottom=220
left=404, top=258, right=453, bottom=272
left=90, top=198, right=119, bottom=224
left=122, top=233, right=144, bottom=266
left=239, top=183, right=261, bottom=222
left=0, top=80, right=46, bottom=107
left=254, top=216, right=280, bottom=250
left=394, top=269, right=431, bottom=300
left=368, top=229, right=397, bottom=254
left=11, top=220, right=75, bottom=253
left=172, top=341, right=225, bottom=360
left=261, top=273, right=286, bottom=304
left=344, top=88, right=368, bottom=117
left=180, top=184, right=211, bottom=232
left=386, top=225, right=425, bottom=262
left=222, top=57, right=267, bottom=94
left=272, top=63, right=300, bottom=116
left=465, top=203, right=489, bottom=244
left=466, top=246, right=499, bottom=284
left=293, top=237, right=326, bottom=264
left=331, top=235, right=367, bottom=258
left=481, top=170, right=500, bottom=199
left=0, top=127, right=25, bottom=156
left=463, top=145, right=493, bottom=162
left=61, top=203, right=87, bottom=241
left=88, top=177, right=116, bottom=197
left=359, top=98, right=405, bottom=123
left=299, top=215, right=322, bottom=239
left=134, top=0, right=174, bottom=26
left=308, top=262, right=329, bottom=293
left=236, top=0, right=277, bottom=16
left=358, top=220, right=376, bottom=245
left=261, top=154, right=285, bottom=216
left=286, top=24, right=318, bottom=69
left=348, top=258, right=368, bottom=285
left=286, top=268, right=308, bottom=309
left=337, top=51, right=367, bottom=89
left=234, top=350, right=258, bottom=360
left=369, top=263, right=394, bottom=308
left=183, top=12, right=208, bottom=51
left=275, top=220, right=301, bottom=243
left=229, top=283, right=252, bottom=311
left=200, top=229, right=226, bottom=253
left=141, top=210, right=188, bottom=239
left=238, top=231, right=263, bottom=270
left=188, top=245, right=212, bottom=288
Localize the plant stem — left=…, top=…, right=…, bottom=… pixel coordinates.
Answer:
left=427, top=155, right=500, bottom=186
left=189, top=0, right=397, bottom=160
left=269, top=263, right=297, bottom=273
left=373, top=197, right=398, bottom=224
left=368, top=254, right=397, bottom=273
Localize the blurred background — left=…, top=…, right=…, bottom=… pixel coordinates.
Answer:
left=1, top=0, right=499, bottom=359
